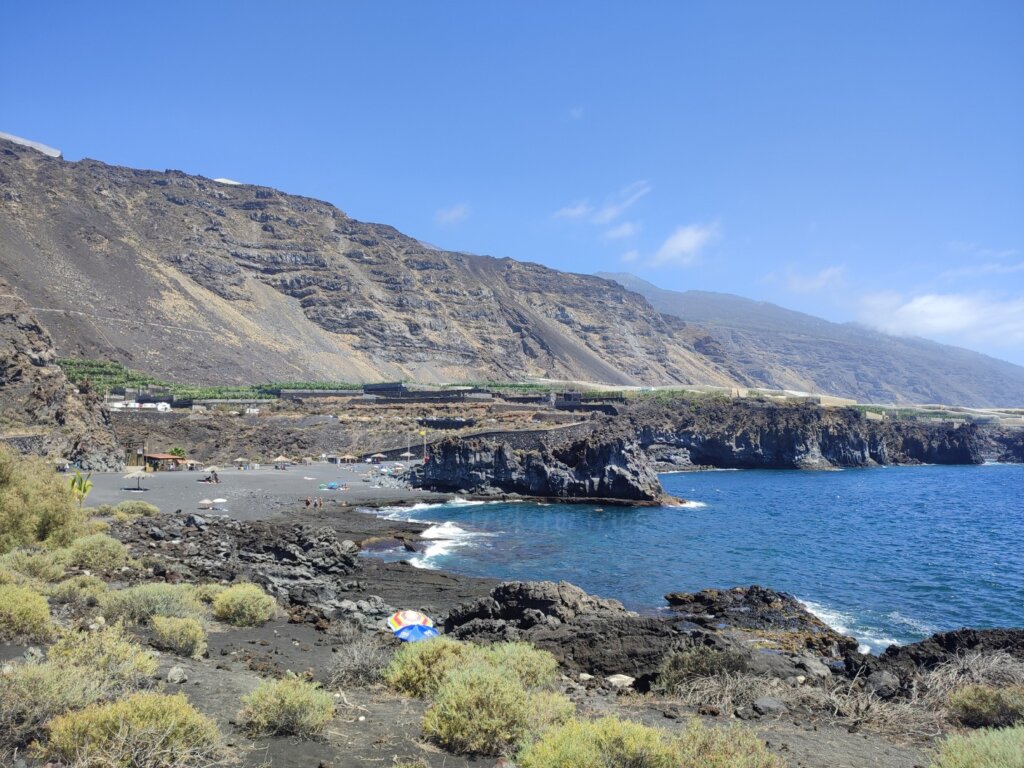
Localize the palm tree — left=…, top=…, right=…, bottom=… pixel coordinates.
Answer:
left=69, top=471, right=93, bottom=506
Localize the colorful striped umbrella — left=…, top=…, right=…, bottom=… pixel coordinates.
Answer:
left=387, top=610, right=434, bottom=631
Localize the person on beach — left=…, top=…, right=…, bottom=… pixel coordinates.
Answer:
left=304, top=497, right=312, bottom=509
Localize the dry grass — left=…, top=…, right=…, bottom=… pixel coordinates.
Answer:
left=660, top=652, right=1024, bottom=743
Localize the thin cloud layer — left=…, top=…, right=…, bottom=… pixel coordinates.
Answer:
left=650, top=223, right=719, bottom=266
left=603, top=221, right=639, bottom=240
left=786, top=265, right=845, bottom=293
left=860, top=292, right=1024, bottom=348
left=436, top=202, right=470, bottom=224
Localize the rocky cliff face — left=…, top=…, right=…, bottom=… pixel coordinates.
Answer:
left=0, top=279, right=121, bottom=469
left=413, top=432, right=667, bottom=503
left=625, top=399, right=989, bottom=469
left=0, top=137, right=738, bottom=387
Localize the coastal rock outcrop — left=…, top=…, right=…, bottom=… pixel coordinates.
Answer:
left=665, top=585, right=859, bottom=657
left=444, top=581, right=680, bottom=687
left=413, top=433, right=668, bottom=503
left=626, top=399, right=989, bottom=469
left=112, top=515, right=387, bottom=624
left=0, top=280, right=121, bottom=470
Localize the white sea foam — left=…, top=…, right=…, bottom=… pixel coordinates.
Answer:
left=800, top=598, right=902, bottom=655
left=678, top=500, right=707, bottom=509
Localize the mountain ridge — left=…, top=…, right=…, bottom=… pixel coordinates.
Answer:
left=597, top=272, right=1024, bottom=407
left=0, top=137, right=739, bottom=389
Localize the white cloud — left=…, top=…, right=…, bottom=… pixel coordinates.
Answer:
left=621, top=249, right=640, bottom=263
left=649, top=222, right=719, bottom=267
left=602, top=221, right=639, bottom=240
left=435, top=202, right=470, bottom=224
left=859, top=292, right=1024, bottom=347
left=786, top=265, right=845, bottom=293
left=592, top=180, right=652, bottom=224
left=552, top=200, right=592, bottom=219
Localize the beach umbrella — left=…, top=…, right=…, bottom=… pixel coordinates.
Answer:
left=123, top=469, right=148, bottom=490
left=393, top=624, right=440, bottom=643
left=212, top=498, right=227, bottom=504
left=387, top=610, right=434, bottom=631
left=273, top=455, right=291, bottom=463
left=234, top=457, right=247, bottom=465
left=198, top=498, right=213, bottom=508
left=400, top=451, right=415, bottom=458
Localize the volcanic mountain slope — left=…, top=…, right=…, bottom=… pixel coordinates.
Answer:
left=0, top=137, right=739, bottom=388
left=0, top=277, right=121, bottom=469
left=598, top=272, right=1024, bottom=407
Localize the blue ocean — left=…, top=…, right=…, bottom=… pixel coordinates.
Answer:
left=366, top=464, right=1024, bottom=653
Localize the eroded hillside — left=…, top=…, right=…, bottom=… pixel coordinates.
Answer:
left=0, top=138, right=740, bottom=387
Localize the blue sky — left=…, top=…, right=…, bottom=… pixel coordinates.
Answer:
left=3, top=2, right=1022, bottom=364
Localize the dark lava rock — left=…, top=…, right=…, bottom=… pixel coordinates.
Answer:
left=444, top=581, right=679, bottom=689
left=665, top=585, right=858, bottom=657
left=414, top=433, right=668, bottom=504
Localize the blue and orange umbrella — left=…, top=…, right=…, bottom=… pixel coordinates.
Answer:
left=394, top=624, right=440, bottom=642
left=387, top=610, right=434, bottom=632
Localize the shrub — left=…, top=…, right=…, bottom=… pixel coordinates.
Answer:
left=45, top=691, right=223, bottom=768
left=82, top=518, right=111, bottom=534
left=328, top=624, right=394, bottom=687
left=48, top=622, right=158, bottom=689
left=518, top=716, right=784, bottom=768
left=423, top=665, right=574, bottom=755
left=385, top=636, right=478, bottom=697
left=0, top=448, right=83, bottom=552
left=65, top=533, right=132, bottom=570
left=672, top=719, right=786, bottom=767
left=949, top=684, right=1024, bottom=728
left=0, top=583, right=52, bottom=640
left=100, top=583, right=203, bottom=624
left=0, top=661, right=108, bottom=749
left=212, top=582, right=276, bottom=626
left=190, top=582, right=226, bottom=604
left=238, top=677, right=335, bottom=736
left=480, top=642, right=560, bottom=691
left=658, top=645, right=750, bottom=691
left=931, top=725, right=1024, bottom=768
left=113, top=500, right=161, bottom=520
left=152, top=616, right=207, bottom=659
left=48, top=574, right=108, bottom=605
left=0, top=548, right=66, bottom=582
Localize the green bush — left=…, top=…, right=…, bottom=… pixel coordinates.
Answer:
left=950, top=684, right=1024, bottom=728
left=48, top=622, right=158, bottom=689
left=480, top=642, right=560, bottom=691
left=238, top=677, right=335, bottom=736
left=190, top=582, right=226, bottom=605
left=423, top=664, right=574, bottom=755
left=100, top=583, right=203, bottom=624
left=113, top=500, right=161, bottom=520
left=45, top=691, right=223, bottom=768
left=0, top=661, right=108, bottom=750
left=0, top=583, right=53, bottom=640
left=212, top=582, right=276, bottom=626
left=658, top=645, right=750, bottom=691
left=931, top=725, right=1024, bottom=768
left=0, top=548, right=66, bottom=582
left=0, top=448, right=83, bottom=552
left=518, top=716, right=784, bottom=768
left=385, top=636, right=478, bottom=697
left=48, top=574, right=108, bottom=605
left=152, top=616, right=207, bottom=659
left=65, top=532, right=132, bottom=570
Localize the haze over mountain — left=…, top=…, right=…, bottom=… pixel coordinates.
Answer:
left=0, top=136, right=738, bottom=388
left=598, top=272, right=1024, bottom=407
